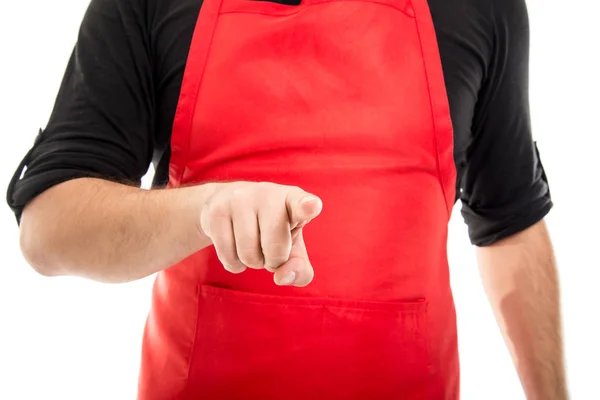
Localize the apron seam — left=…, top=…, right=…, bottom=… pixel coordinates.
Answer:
left=177, top=0, right=225, bottom=185
left=411, top=0, right=453, bottom=219
left=220, top=0, right=415, bottom=18
left=181, top=285, right=203, bottom=399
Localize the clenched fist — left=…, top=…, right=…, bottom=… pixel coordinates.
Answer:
left=199, top=182, right=323, bottom=287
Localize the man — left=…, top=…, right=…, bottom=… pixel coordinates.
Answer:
left=7, top=0, right=566, bottom=398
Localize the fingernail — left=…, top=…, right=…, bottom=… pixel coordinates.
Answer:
left=300, top=197, right=323, bottom=216
left=300, top=195, right=319, bottom=204
left=279, top=271, right=297, bottom=286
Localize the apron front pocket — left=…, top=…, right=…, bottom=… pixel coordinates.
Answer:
left=185, top=285, right=430, bottom=399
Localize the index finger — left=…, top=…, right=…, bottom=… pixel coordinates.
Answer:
left=285, top=187, right=323, bottom=228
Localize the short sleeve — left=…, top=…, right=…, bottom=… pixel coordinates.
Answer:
left=459, top=0, right=553, bottom=246
left=6, top=0, right=155, bottom=222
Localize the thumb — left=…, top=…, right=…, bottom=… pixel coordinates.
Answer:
left=285, top=187, right=323, bottom=228
left=273, top=229, right=314, bottom=287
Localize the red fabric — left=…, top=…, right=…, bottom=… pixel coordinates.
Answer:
left=138, top=0, right=459, bottom=398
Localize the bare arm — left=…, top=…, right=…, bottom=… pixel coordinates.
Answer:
left=19, top=178, right=322, bottom=285
left=19, top=178, right=216, bottom=283
left=477, top=220, right=568, bottom=399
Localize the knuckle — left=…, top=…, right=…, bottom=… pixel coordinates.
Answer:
left=206, top=201, right=229, bottom=218
left=230, top=186, right=247, bottom=200
left=256, top=182, right=280, bottom=200
left=238, top=249, right=263, bottom=268
left=286, top=185, right=304, bottom=198
left=263, top=242, right=291, bottom=268
left=222, top=260, right=245, bottom=274
left=230, top=187, right=255, bottom=208
left=217, top=250, right=238, bottom=267
left=256, top=181, right=273, bottom=190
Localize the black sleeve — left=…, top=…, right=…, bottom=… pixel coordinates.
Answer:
left=459, top=0, right=553, bottom=246
left=6, top=0, right=154, bottom=222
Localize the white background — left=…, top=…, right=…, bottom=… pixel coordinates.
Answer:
left=0, top=0, right=598, bottom=399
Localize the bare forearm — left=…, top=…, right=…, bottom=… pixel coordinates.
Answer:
left=19, top=178, right=216, bottom=283
left=477, top=220, right=568, bottom=400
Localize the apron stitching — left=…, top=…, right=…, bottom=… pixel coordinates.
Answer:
left=411, top=0, right=453, bottom=218
left=181, top=285, right=203, bottom=399
left=178, top=0, right=226, bottom=185
left=221, top=0, right=415, bottom=18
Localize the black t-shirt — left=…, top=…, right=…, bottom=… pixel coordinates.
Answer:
left=6, top=0, right=552, bottom=246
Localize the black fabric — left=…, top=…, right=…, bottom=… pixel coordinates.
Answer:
left=6, top=0, right=552, bottom=246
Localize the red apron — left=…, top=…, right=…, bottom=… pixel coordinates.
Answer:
left=138, top=0, right=458, bottom=397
